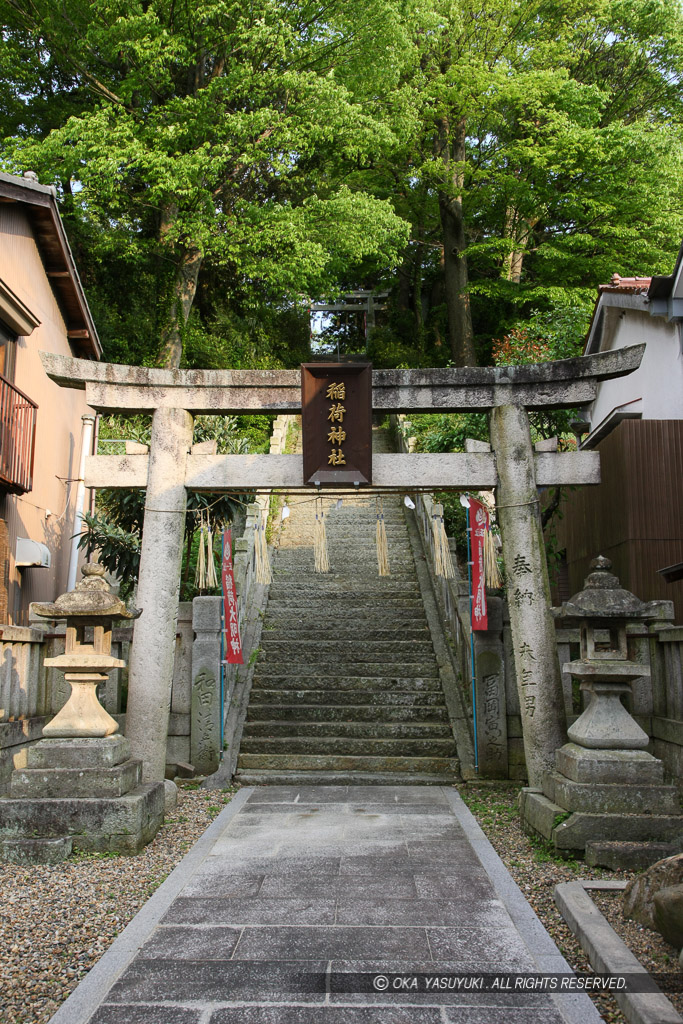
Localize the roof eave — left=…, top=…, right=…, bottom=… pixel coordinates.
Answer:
left=0, top=172, right=101, bottom=360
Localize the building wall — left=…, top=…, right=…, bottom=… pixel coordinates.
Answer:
left=555, top=419, right=683, bottom=623
left=0, top=204, right=94, bottom=623
left=588, top=307, right=683, bottom=430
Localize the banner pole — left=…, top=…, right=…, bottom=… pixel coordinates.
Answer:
left=466, top=499, right=479, bottom=773
left=219, top=530, right=225, bottom=759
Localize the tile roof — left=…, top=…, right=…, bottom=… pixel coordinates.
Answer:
left=598, top=274, right=652, bottom=295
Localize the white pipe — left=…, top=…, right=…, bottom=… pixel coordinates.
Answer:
left=67, top=414, right=95, bottom=592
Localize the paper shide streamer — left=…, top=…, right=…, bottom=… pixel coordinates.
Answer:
left=375, top=496, right=390, bottom=577
left=314, top=496, right=330, bottom=573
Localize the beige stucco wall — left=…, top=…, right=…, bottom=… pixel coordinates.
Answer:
left=0, top=203, right=95, bottom=623
left=588, top=306, right=683, bottom=431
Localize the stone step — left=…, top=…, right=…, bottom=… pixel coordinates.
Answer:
left=275, top=542, right=411, bottom=554
left=260, top=628, right=430, bottom=642
left=251, top=675, right=442, bottom=692
left=248, top=689, right=447, bottom=707
left=234, top=769, right=460, bottom=786
left=246, top=704, right=450, bottom=723
left=272, top=573, right=416, bottom=583
left=266, top=596, right=423, bottom=609
left=263, top=611, right=428, bottom=625
left=259, top=640, right=435, bottom=656
left=242, top=720, right=453, bottom=739
left=268, top=584, right=421, bottom=595
left=0, top=835, right=73, bottom=865
left=254, top=663, right=440, bottom=678
left=239, top=736, right=457, bottom=757
left=236, top=752, right=460, bottom=774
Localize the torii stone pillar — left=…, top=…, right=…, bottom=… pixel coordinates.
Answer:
left=126, top=407, right=193, bottom=782
left=489, top=405, right=567, bottom=786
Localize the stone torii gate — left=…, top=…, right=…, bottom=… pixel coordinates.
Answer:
left=41, top=346, right=644, bottom=788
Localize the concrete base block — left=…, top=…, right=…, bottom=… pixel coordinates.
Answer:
left=519, top=788, right=563, bottom=841
left=0, top=782, right=164, bottom=854
left=545, top=771, right=679, bottom=815
left=521, top=788, right=683, bottom=854
left=556, top=810, right=683, bottom=853
left=27, top=735, right=131, bottom=770
left=0, top=835, right=73, bottom=865
left=585, top=841, right=679, bottom=871
left=556, top=743, right=664, bottom=785
left=9, top=759, right=142, bottom=799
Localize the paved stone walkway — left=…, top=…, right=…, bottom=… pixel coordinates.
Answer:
left=52, top=786, right=603, bottom=1024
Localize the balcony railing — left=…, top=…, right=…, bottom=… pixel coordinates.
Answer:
left=0, top=375, right=37, bottom=494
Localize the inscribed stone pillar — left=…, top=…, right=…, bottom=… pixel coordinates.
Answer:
left=126, top=407, right=193, bottom=783
left=474, top=597, right=508, bottom=778
left=489, top=404, right=566, bottom=786
left=190, top=597, right=222, bottom=775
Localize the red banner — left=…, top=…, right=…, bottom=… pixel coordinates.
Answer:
left=222, top=529, right=244, bottom=664
left=469, top=499, right=488, bottom=631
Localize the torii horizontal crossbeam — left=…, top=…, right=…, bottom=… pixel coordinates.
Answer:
left=41, top=345, right=644, bottom=414
left=85, top=451, right=600, bottom=491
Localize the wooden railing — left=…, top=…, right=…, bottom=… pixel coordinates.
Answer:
left=0, top=374, right=37, bottom=493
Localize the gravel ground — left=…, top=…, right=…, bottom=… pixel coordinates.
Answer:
left=1, top=780, right=680, bottom=1024
left=0, top=783, right=238, bottom=1024
left=458, top=782, right=683, bottom=1024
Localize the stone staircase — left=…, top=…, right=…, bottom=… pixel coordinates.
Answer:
left=235, top=424, right=461, bottom=785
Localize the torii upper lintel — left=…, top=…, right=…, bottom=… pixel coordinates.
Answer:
left=40, top=344, right=644, bottom=414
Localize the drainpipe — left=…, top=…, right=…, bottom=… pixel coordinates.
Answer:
left=67, top=414, right=96, bottom=592
left=89, top=414, right=100, bottom=515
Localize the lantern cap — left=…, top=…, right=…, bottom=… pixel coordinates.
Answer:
left=31, top=562, right=141, bottom=621
left=557, top=556, right=647, bottom=620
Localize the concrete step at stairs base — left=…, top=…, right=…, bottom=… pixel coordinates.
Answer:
left=234, top=769, right=460, bottom=786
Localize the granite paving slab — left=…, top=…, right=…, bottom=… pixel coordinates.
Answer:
left=49, top=785, right=604, bottom=1024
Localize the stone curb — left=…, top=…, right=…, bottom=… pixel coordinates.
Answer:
left=554, top=879, right=683, bottom=1024
left=47, top=786, right=254, bottom=1024
left=443, top=788, right=603, bottom=1024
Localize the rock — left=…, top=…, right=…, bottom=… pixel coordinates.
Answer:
left=623, top=853, right=683, bottom=930
left=653, top=884, right=683, bottom=949
left=164, top=779, right=178, bottom=813
left=174, top=761, right=197, bottom=779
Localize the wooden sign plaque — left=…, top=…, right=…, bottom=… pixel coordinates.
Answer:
left=301, top=362, right=372, bottom=485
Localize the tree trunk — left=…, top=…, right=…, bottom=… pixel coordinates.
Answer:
left=436, top=117, right=477, bottom=367
left=157, top=203, right=203, bottom=369
left=502, top=208, right=538, bottom=285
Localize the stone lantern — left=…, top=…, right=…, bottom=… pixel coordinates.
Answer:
left=0, top=564, right=164, bottom=864
left=34, top=562, right=140, bottom=738
left=563, top=555, right=650, bottom=752
left=520, top=556, right=683, bottom=864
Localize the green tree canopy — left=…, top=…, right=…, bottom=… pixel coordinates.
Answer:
left=0, top=0, right=412, bottom=366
